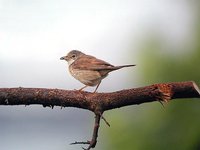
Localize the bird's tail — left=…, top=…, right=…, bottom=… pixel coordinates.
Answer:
left=114, top=64, right=136, bottom=70
left=92, top=64, right=136, bottom=71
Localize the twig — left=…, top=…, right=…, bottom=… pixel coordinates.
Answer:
left=71, top=114, right=101, bottom=150
left=101, top=115, right=110, bottom=127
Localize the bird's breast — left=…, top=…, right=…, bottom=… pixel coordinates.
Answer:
left=69, top=66, right=108, bottom=86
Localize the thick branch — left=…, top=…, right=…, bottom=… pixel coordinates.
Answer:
left=0, top=81, right=199, bottom=112
left=0, top=81, right=200, bottom=150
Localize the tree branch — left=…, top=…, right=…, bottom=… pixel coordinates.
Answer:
left=0, top=81, right=200, bottom=149
left=0, top=81, right=199, bottom=111
left=71, top=113, right=101, bottom=150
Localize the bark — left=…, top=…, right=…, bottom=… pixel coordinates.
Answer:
left=0, top=81, right=199, bottom=112
left=0, top=81, right=199, bottom=150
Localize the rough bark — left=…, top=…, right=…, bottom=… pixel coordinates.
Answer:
left=0, top=81, right=199, bottom=112
left=0, top=81, right=199, bottom=149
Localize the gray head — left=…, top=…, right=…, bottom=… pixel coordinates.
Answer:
left=60, top=50, right=85, bottom=65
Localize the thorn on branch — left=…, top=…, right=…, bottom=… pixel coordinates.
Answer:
left=51, top=105, right=54, bottom=109
left=42, top=104, right=47, bottom=108
left=70, top=141, right=90, bottom=145
left=157, top=99, right=169, bottom=108
left=5, top=99, right=9, bottom=104
left=101, top=115, right=110, bottom=127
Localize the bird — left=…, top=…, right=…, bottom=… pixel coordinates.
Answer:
left=60, top=50, right=136, bottom=93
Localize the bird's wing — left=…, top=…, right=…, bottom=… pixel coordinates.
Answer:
left=72, top=54, right=115, bottom=70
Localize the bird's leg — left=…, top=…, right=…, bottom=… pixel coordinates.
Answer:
left=93, top=81, right=101, bottom=93
left=79, top=85, right=88, bottom=91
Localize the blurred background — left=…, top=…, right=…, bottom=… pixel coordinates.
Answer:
left=0, top=0, right=200, bottom=150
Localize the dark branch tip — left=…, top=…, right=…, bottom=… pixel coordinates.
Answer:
left=192, top=81, right=200, bottom=96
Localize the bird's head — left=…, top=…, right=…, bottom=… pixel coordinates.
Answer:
left=60, top=50, right=84, bottom=65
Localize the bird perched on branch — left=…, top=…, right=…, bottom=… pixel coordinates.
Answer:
left=60, top=50, right=135, bottom=93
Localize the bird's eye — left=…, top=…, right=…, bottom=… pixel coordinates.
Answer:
left=72, top=54, right=76, bottom=58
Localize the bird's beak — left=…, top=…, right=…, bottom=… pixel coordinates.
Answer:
left=60, top=56, right=66, bottom=60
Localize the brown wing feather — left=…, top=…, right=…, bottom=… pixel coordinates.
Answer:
left=72, top=54, right=114, bottom=70
left=72, top=54, right=136, bottom=71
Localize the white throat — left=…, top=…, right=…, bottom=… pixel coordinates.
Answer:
left=67, top=59, right=75, bottom=66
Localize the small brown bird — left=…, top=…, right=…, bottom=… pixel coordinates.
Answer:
left=60, top=50, right=135, bottom=92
